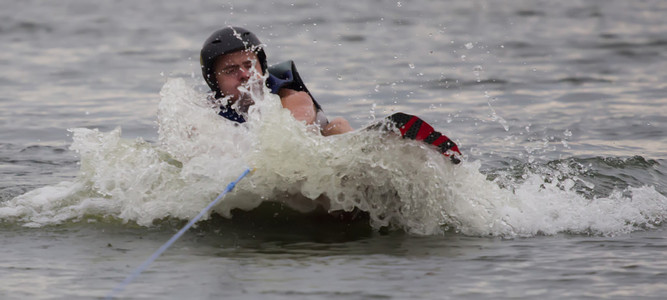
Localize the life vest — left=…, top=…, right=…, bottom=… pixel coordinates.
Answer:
left=217, top=60, right=328, bottom=127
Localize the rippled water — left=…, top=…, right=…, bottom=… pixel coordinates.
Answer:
left=2, top=0, right=667, bottom=299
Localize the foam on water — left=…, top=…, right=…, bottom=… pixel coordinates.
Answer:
left=1, top=78, right=666, bottom=236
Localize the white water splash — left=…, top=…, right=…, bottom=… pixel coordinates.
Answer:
left=2, top=78, right=666, bottom=236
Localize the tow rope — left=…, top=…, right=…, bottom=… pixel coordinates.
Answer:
left=105, top=168, right=253, bottom=299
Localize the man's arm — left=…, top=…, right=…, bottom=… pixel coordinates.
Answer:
left=278, top=88, right=353, bottom=136
left=278, top=89, right=317, bottom=124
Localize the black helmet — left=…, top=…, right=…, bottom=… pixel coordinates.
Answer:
left=200, top=26, right=267, bottom=97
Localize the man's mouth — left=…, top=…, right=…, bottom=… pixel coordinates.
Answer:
left=235, top=93, right=255, bottom=113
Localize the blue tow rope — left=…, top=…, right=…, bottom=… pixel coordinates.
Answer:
left=105, top=168, right=253, bottom=299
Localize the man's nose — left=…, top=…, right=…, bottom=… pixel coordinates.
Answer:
left=238, top=67, right=252, bottom=80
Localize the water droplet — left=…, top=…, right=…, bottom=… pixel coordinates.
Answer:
left=408, top=63, right=415, bottom=69
left=396, top=1, right=402, bottom=7
left=563, top=129, right=572, bottom=137
left=473, top=65, right=483, bottom=82
left=337, top=74, right=343, bottom=80
left=465, top=42, right=474, bottom=49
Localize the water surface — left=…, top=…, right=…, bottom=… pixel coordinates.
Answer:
left=1, top=0, right=666, bottom=299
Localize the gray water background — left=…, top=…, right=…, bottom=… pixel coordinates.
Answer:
left=1, top=0, right=667, bottom=299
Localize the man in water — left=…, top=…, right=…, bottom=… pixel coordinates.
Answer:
left=200, top=26, right=461, bottom=163
left=200, top=26, right=353, bottom=136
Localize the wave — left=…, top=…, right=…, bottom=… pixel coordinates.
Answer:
left=2, top=78, right=666, bottom=236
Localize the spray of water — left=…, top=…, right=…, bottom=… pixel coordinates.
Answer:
left=1, top=78, right=666, bottom=236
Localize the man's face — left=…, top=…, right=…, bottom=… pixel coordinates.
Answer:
left=213, top=50, right=263, bottom=104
